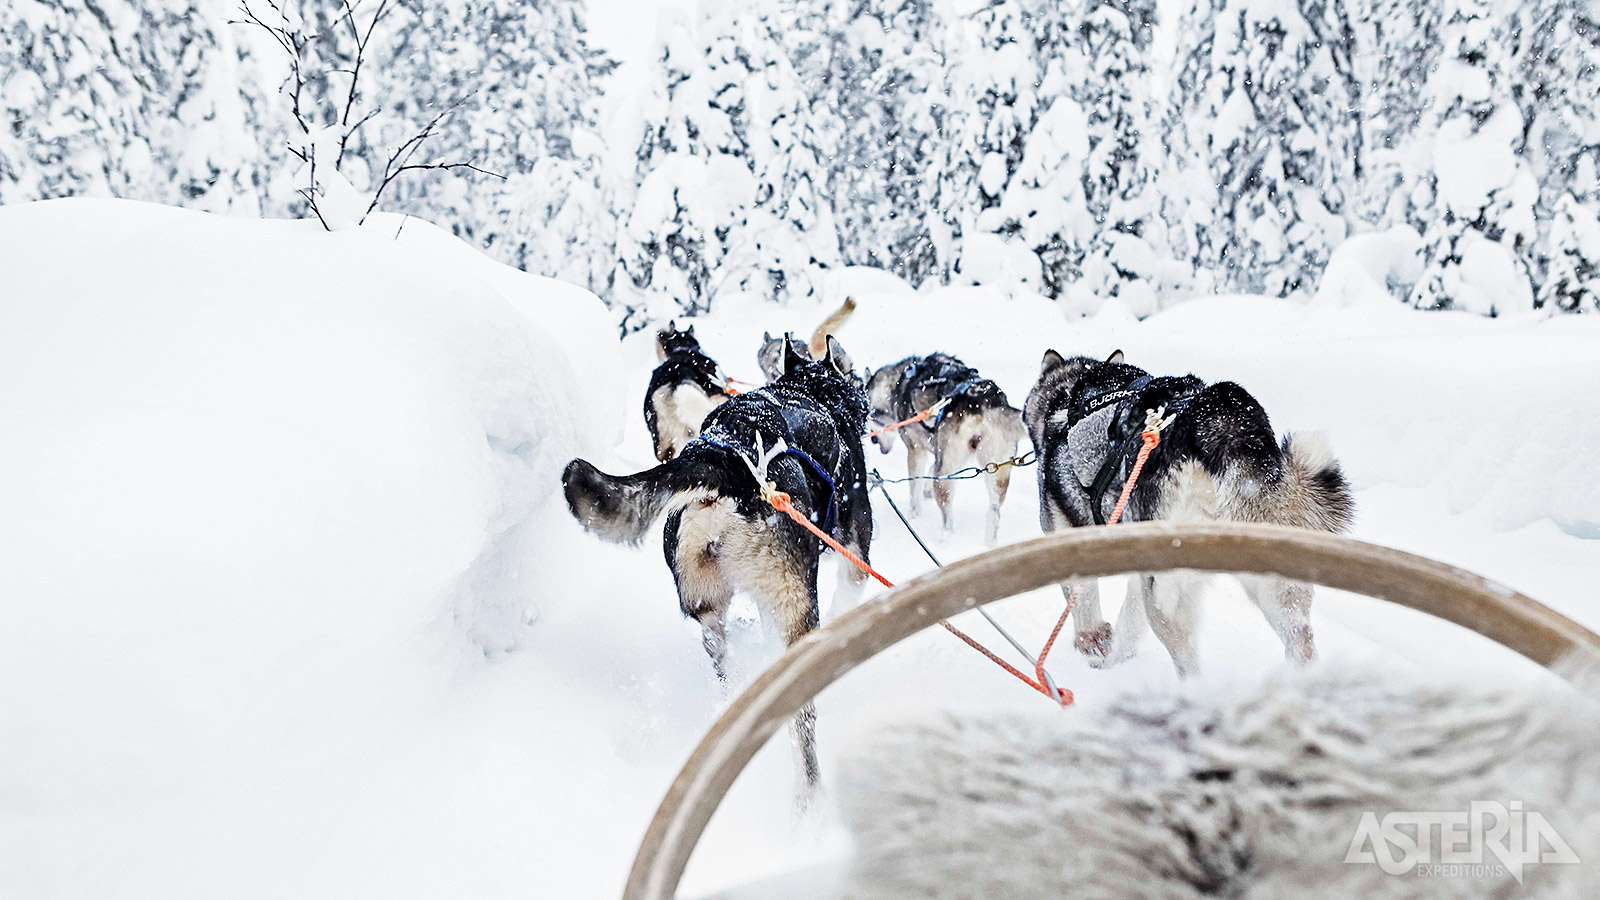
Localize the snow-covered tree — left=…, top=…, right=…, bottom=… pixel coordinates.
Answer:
left=1508, top=0, right=1600, bottom=309
left=936, top=0, right=1057, bottom=296
left=369, top=0, right=615, bottom=288
left=1161, top=0, right=1362, bottom=297
left=1348, top=0, right=1442, bottom=232
left=1070, top=0, right=1171, bottom=313
left=0, top=0, right=287, bottom=212
left=1, top=0, right=615, bottom=289
left=1409, top=0, right=1537, bottom=314
left=1539, top=193, right=1600, bottom=311
left=8, top=0, right=1594, bottom=319
left=242, top=0, right=614, bottom=279
left=932, top=0, right=1170, bottom=309
left=609, top=3, right=840, bottom=330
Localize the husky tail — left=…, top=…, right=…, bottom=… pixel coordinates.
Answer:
left=808, top=296, right=856, bottom=358
left=1211, top=430, right=1354, bottom=534
left=1274, top=432, right=1355, bottom=534
left=562, top=450, right=742, bottom=544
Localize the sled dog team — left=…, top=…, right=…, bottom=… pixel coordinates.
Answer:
left=563, top=299, right=1354, bottom=787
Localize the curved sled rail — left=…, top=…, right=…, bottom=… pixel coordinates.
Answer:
left=623, top=522, right=1600, bottom=900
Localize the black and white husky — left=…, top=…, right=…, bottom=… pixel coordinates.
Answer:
left=865, top=353, right=1027, bottom=544
left=645, top=321, right=730, bottom=462
left=564, top=337, right=872, bottom=787
left=1023, top=350, right=1355, bottom=676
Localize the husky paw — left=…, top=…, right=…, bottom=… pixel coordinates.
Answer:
left=1076, top=624, right=1114, bottom=667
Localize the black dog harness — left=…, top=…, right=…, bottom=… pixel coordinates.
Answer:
left=893, top=356, right=981, bottom=434
left=1074, top=375, right=1202, bottom=524
left=700, top=428, right=841, bottom=538
left=896, top=355, right=979, bottom=429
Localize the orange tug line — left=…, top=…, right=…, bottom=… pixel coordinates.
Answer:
left=721, top=376, right=765, bottom=396
left=1035, top=428, right=1162, bottom=685
left=763, top=489, right=1072, bottom=705
left=863, top=398, right=949, bottom=440
left=761, top=405, right=1165, bottom=707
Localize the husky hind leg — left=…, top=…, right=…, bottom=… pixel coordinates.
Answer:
left=982, top=464, right=1010, bottom=546
left=932, top=425, right=973, bottom=534
left=1215, top=432, right=1348, bottom=668
left=764, top=563, right=824, bottom=793
left=904, top=439, right=933, bottom=515
left=1102, top=574, right=1152, bottom=667
left=722, top=520, right=826, bottom=793
left=669, top=505, right=738, bottom=682
left=1240, top=574, right=1317, bottom=665
left=830, top=553, right=870, bottom=615
left=1145, top=572, right=1203, bottom=678
left=779, top=571, right=823, bottom=791
left=976, top=408, right=1024, bottom=545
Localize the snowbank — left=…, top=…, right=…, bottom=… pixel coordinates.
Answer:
left=0, top=199, right=628, bottom=897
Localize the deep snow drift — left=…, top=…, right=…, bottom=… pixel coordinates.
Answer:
left=0, top=199, right=634, bottom=897
left=2, top=199, right=1598, bottom=899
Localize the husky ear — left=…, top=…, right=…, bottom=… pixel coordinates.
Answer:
left=762, top=330, right=773, bottom=342
left=781, top=332, right=808, bottom=375
left=685, top=324, right=695, bottom=336
left=1105, top=349, right=1125, bottom=365
left=1041, top=349, right=1066, bottom=372
left=824, top=334, right=854, bottom=377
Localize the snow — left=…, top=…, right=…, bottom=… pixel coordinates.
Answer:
left=3, top=200, right=1599, bottom=899
left=0, top=198, right=626, bottom=897
left=1312, top=225, right=1424, bottom=308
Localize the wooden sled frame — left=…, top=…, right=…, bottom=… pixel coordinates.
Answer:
left=623, top=522, right=1600, bottom=900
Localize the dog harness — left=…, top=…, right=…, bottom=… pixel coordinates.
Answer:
left=1069, top=374, right=1202, bottom=524
left=892, top=356, right=979, bottom=434
left=700, top=429, right=841, bottom=539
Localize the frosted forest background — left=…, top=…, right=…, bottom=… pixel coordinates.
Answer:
left=3, top=0, right=1598, bottom=329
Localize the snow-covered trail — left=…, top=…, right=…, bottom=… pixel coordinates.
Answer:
left=597, top=276, right=1600, bottom=896
left=2, top=200, right=1596, bottom=900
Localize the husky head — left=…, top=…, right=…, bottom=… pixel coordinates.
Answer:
left=656, top=320, right=701, bottom=361
left=758, top=330, right=812, bottom=383
left=864, top=356, right=917, bottom=454
left=777, top=334, right=869, bottom=436
left=1024, top=349, right=1126, bottom=448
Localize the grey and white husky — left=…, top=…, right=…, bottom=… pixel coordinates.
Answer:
left=757, top=296, right=857, bottom=382
left=865, top=353, right=1027, bottom=544
left=645, top=321, right=730, bottom=462
left=564, top=337, right=872, bottom=788
left=1023, top=349, right=1355, bottom=676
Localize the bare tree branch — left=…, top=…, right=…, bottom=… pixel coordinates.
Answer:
left=299, top=150, right=330, bottom=231
left=336, top=0, right=396, bottom=167
left=389, top=162, right=506, bottom=180
left=345, top=106, right=382, bottom=137
left=360, top=98, right=501, bottom=223
left=236, top=0, right=493, bottom=231
left=234, top=3, right=311, bottom=136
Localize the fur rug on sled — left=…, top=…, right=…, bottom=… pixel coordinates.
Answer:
left=836, top=673, right=1600, bottom=900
